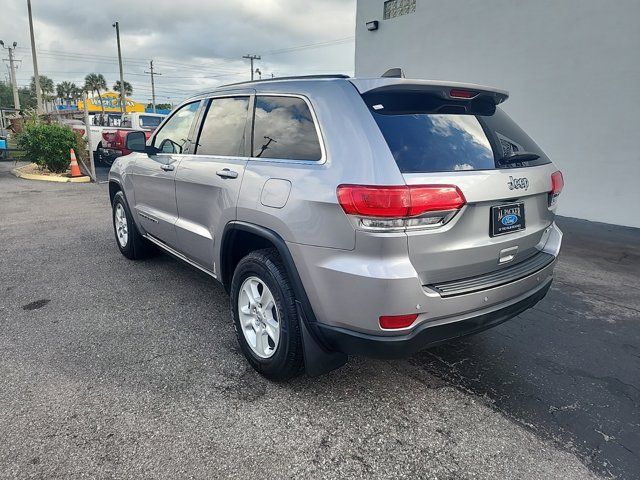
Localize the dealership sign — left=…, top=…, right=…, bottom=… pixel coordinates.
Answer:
left=77, top=91, right=145, bottom=113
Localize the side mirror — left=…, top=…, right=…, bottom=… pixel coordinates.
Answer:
left=125, top=130, right=147, bottom=152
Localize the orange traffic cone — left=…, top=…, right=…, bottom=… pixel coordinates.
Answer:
left=69, top=148, right=82, bottom=177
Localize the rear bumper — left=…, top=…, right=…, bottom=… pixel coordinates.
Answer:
left=317, top=277, right=552, bottom=358
left=288, top=222, right=562, bottom=336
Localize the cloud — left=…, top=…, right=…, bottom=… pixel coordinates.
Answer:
left=2, top=0, right=355, bottom=103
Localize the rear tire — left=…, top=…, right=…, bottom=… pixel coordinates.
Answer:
left=111, top=191, right=155, bottom=260
left=230, top=248, right=304, bottom=381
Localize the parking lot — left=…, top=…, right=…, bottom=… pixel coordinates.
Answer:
left=0, top=161, right=638, bottom=479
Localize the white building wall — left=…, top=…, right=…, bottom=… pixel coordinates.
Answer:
left=355, top=0, right=640, bottom=228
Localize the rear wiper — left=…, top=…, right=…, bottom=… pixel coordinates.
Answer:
left=498, top=151, right=540, bottom=166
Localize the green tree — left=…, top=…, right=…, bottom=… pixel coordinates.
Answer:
left=113, top=80, right=132, bottom=110
left=113, top=80, right=132, bottom=96
left=0, top=81, right=14, bottom=108
left=147, top=102, right=172, bottom=111
left=70, top=85, right=83, bottom=104
left=18, top=86, right=37, bottom=110
left=56, top=81, right=77, bottom=106
left=0, top=81, right=36, bottom=110
left=84, top=73, right=107, bottom=117
left=30, top=75, right=55, bottom=102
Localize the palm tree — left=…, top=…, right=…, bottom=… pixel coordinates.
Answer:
left=31, top=75, right=55, bottom=111
left=84, top=73, right=108, bottom=117
left=56, top=81, right=75, bottom=106
left=55, top=83, right=65, bottom=106
left=113, top=80, right=133, bottom=111
left=70, top=85, right=83, bottom=105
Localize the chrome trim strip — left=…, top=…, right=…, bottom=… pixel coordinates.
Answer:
left=137, top=211, right=158, bottom=223
left=144, top=234, right=217, bottom=279
left=428, top=251, right=555, bottom=298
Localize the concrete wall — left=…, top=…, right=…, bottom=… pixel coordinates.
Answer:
left=355, top=0, right=640, bottom=227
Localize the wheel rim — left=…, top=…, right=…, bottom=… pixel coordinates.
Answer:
left=114, top=203, right=129, bottom=247
left=238, top=276, right=280, bottom=359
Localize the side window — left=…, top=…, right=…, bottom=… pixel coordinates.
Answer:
left=195, top=96, right=250, bottom=156
left=153, top=101, right=200, bottom=154
left=252, top=96, right=322, bottom=161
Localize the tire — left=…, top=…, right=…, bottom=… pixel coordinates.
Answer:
left=230, top=248, right=304, bottom=381
left=95, top=144, right=112, bottom=167
left=111, top=191, right=155, bottom=260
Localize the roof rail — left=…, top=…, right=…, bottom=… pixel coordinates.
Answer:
left=218, top=74, right=350, bottom=89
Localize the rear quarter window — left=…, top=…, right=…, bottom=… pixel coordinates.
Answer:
left=252, top=96, right=322, bottom=161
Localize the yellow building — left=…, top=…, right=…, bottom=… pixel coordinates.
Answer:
left=77, top=91, right=145, bottom=113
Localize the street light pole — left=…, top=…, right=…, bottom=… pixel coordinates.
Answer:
left=113, top=21, right=126, bottom=118
left=26, top=0, right=43, bottom=113
left=0, top=40, right=20, bottom=109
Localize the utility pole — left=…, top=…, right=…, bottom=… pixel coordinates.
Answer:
left=27, top=0, right=43, bottom=113
left=112, top=21, right=126, bottom=118
left=82, top=90, right=97, bottom=182
left=242, top=54, right=261, bottom=80
left=144, top=60, right=161, bottom=113
left=0, top=40, right=20, bottom=109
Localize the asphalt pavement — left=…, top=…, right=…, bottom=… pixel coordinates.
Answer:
left=0, top=161, right=638, bottom=479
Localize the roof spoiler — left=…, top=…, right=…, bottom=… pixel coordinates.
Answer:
left=351, top=78, right=509, bottom=105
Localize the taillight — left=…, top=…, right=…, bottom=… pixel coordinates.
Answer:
left=379, top=313, right=418, bottom=329
left=337, top=185, right=410, bottom=218
left=549, top=170, right=564, bottom=206
left=337, top=184, right=466, bottom=231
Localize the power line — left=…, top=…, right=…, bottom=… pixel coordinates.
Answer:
left=13, top=34, right=355, bottom=69
left=261, top=36, right=355, bottom=55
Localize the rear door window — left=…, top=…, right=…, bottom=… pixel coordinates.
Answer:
left=364, top=92, right=550, bottom=173
left=195, top=96, right=250, bottom=157
left=252, top=96, right=322, bottom=161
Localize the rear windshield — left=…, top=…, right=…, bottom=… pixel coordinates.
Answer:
left=140, top=115, right=163, bottom=128
left=364, top=91, right=550, bottom=173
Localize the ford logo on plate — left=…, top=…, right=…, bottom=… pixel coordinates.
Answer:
left=501, top=214, right=519, bottom=226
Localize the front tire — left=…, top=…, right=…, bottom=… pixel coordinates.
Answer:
left=230, top=249, right=304, bottom=381
left=111, top=191, right=155, bottom=260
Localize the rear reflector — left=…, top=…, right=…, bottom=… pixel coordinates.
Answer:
left=551, top=170, right=564, bottom=195
left=449, top=88, right=478, bottom=99
left=379, top=313, right=418, bottom=329
left=337, top=185, right=466, bottom=218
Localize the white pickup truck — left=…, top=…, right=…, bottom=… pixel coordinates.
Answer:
left=72, top=112, right=166, bottom=165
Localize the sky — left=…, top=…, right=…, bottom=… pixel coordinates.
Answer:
left=1, top=0, right=356, bottom=105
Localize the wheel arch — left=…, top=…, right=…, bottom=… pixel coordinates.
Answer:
left=108, top=179, right=122, bottom=205
left=220, top=222, right=321, bottom=332
left=220, top=221, right=347, bottom=376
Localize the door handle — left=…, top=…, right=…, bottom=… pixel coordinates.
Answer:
left=216, top=168, right=238, bottom=179
left=160, top=164, right=175, bottom=172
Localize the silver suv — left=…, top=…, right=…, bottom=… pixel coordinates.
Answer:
left=109, top=74, right=563, bottom=379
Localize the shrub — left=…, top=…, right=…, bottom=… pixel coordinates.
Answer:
left=16, top=122, right=77, bottom=173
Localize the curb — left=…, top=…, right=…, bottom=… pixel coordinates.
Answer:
left=12, top=164, right=91, bottom=183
